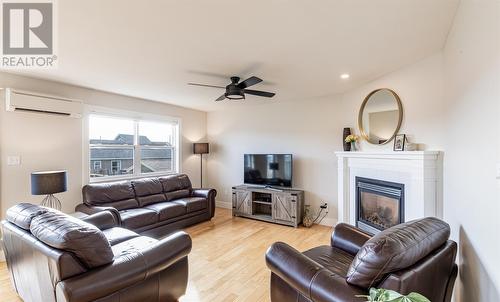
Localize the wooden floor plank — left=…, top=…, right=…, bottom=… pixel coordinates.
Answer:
left=0, top=208, right=332, bottom=302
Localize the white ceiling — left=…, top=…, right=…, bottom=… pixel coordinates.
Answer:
left=9, top=0, right=459, bottom=112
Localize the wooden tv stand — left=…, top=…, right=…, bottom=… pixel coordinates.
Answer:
left=231, top=185, right=304, bottom=227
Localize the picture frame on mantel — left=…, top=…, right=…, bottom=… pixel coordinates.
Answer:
left=394, top=134, right=406, bottom=151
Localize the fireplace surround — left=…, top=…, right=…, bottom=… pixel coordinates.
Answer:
left=335, top=151, right=442, bottom=227
left=356, top=177, right=404, bottom=234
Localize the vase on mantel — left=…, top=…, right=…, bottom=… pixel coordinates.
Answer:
left=343, top=128, right=351, bottom=151
left=351, top=142, right=357, bottom=151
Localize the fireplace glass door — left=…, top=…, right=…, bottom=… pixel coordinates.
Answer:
left=356, top=177, right=404, bottom=234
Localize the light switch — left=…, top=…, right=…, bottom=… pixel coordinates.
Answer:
left=7, top=156, right=20, bottom=166
left=497, top=163, right=500, bottom=179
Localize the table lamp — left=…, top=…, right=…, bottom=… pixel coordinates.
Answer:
left=31, top=170, right=67, bottom=210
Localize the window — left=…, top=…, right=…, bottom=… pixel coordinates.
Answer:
left=93, top=161, right=102, bottom=171
left=89, top=114, right=179, bottom=181
left=111, top=160, right=121, bottom=174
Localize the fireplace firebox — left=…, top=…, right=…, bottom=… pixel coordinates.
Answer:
left=355, top=177, right=404, bottom=234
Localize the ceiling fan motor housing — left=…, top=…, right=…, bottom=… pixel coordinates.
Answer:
left=226, top=87, right=245, bottom=100
left=226, top=78, right=245, bottom=99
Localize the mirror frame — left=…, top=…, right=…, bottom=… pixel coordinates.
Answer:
left=357, top=88, right=403, bottom=145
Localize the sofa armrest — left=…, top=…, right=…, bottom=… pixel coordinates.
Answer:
left=81, top=211, right=119, bottom=230
left=75, top=203, right=121, bottom=225
left=331, top=223, right=372, bottom=256
left=191, top=188, right=217, bottom=217
left=266, top=242, right=366, bottom=302
left=55, top=231, right=192, bottom=302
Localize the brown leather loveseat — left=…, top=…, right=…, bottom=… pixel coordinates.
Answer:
left=266, top=217, right=458, bottom=302
left=75, top=174, right=216, bottom=237
left=1, top=203, right=192, bottom=302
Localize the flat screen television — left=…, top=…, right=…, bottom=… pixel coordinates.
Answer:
left=244, top=154, right=293, bottom=188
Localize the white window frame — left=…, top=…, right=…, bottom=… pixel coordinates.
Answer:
left=84, top=106, right=182, bottom=184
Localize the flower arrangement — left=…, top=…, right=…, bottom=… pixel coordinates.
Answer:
left=345, top=134, right=359, bottom=143
left=356, top=288, right=430, bottom=302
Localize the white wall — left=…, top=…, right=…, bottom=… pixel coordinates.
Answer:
left=442, top=0, right=500, bottom=300
left=0, top=72, right=207, bottom=217
left=207, top=98, right=343, bottom=224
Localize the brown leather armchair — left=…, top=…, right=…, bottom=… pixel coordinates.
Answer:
left=266, top=218, right=458, bottom=302
left=1, top=203, right=192, bottom=302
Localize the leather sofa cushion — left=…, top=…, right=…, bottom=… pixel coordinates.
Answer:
left=145, top=202, right=186, bottom=221
left=102, top=227, right=139, bottom=245
left=346, top=217, right=451, bottom=288
left=119, top=208, right=158, bottom=229
left=30, top=211, right=114, bottom=268
left=83, top=181, right=138, bottom=210
left=6, top=203, right=48, bottom=230
left=303, top=245, right=354, bottom=277
left=111, top=236, right=159, bottom=259
left=159, top=174, right=192, bottom=192
left=174, top=197, right=207, bottom=213
left=131, top=178, right=168, bottom=206
left=165, top=189, right=191, bottom=201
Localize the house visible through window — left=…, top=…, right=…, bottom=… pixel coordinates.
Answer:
left=89, top=114, right=179, bottom=181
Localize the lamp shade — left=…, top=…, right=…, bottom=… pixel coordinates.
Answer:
left=31, top=171, right=67, bottom=195
left=193, top=143, right=209, bottom=154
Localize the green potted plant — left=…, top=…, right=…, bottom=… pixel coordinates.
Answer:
left=356, top=288, right=430, bottom=302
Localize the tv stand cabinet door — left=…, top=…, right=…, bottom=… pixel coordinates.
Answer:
left=273, top=193, right=295, bottom=224
left=233, top=190, right=251, bottom=215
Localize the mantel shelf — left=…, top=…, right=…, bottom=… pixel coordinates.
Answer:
left=335, top=151, right=441, bottom=160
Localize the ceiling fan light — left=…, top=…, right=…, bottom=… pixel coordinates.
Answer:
left=225, top=91, right=245, bottom=100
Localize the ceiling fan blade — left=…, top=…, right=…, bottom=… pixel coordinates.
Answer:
left=244, top=89, right=275, bottom=98
left=215, top=94, right=226, bottom=102
left=188, top=83, right=225, bottom=89
left=237, top=76, right=262, bottom=89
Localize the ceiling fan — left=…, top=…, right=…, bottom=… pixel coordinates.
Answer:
left=188, top=76, right=275, bottom=101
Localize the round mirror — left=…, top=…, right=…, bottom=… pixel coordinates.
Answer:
left=358, top=88, right=403, bottom=145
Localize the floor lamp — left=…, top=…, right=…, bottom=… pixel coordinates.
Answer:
left=193, top=143, right=209, bottom=187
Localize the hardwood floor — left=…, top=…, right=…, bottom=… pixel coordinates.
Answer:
left=0, top=208, right=332, bottom=302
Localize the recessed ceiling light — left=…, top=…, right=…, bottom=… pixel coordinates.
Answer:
left=340, top=74, right=350, bottom=79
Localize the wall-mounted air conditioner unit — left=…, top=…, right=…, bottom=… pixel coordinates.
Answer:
left=3, top=88, right=83, bottom=118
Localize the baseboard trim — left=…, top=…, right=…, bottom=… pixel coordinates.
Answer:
left=317, top=217, right=337, bottom=227
left=215, top=200, right=232, bottom=209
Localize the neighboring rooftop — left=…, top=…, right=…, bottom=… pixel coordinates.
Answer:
left=90, top=134, right=172, bottom=160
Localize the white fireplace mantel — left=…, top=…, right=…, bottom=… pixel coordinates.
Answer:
left=335, top=151, right=443, bottom=226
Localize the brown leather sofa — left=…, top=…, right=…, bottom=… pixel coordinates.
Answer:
left=75, top=174, right=216, bottom=237
left=1, top=203, right=192, bottom=302
left=266, top=217, right=458, bottom=302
